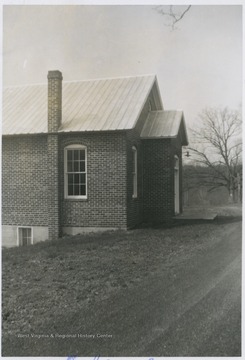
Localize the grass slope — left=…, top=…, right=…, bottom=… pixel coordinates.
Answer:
left=2, top=205, right=242, bottom=338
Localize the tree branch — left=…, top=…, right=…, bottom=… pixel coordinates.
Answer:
left=188, top=106, right=242, bottom=197
left=153, top=5, right=191, bottom=30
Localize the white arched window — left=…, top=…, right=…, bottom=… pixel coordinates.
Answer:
left=174, top=155, right=180, bottom=214
left=174, top=155, right=179, bottom=170
left=132, top=146, right=137, bottom=198
left=64, top=144, right=87, bottom=199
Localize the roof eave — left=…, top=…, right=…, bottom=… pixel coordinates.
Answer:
left=141, top=135, right=176, bottom=140
left=2, top=132, right=48, bottom=137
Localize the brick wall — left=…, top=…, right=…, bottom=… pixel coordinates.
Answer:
left=47, top=134, right=60, bottom=240
left=126, top=92, right=158, bottom=228
left=2, top=131, right=128, bottom=243
left=2, top=135, right=49, bottom=226
left=59, top=131, right=128, bottom=229
left=142, top=137, right=183, bottom=224
left=142, top=139, right=174, bottom=224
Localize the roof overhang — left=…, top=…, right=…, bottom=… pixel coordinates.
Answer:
left=140, top=110, right=188, bottom=146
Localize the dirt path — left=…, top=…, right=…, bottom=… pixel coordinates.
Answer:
left=2, top=218, right=241, bottom=356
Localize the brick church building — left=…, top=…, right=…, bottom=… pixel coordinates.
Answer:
left=2, top=70, right=188, bottom=247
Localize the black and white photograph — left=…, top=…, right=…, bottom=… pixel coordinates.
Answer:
left=1, top=1, right=243, bottom=357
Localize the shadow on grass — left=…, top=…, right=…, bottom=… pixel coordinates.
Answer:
left=215, top=215, right=242, bottom=225
left=139, top=215, right=242, bottom=229
left=173, top=215, right=242, bottom=227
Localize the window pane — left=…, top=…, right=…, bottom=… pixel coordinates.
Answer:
left=74, top=174, right=79, bottom=184
left=80, top=174, right=86, bottom=184
left=80, top=150, right=85, bottom=160
left=74, top=161, right=79, bottom=172
left=27, top=228, right=31, bottom=238
left=67, top=161, right=73, bottom=172
left=80, top=185, right=86, bottom=195
left=65, top=146, right=87, bottom=197
left=80, top=161, right=85, bottom=172
left=74, top=185, right=80, bottom=195
left=19, top=228, right=31, bottom=246
left=67, top=150, right=73, bottom=161
left=22, top=228, right=28, bottom=238
left=74, top=150, right=79, bottom=160
left=68, top=174, right=73, bottom=184
left=68, top=185, right=73, bottom=196
left=133, top=151, right=137, bottom=171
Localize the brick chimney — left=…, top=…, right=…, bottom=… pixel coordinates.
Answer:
left=47, top=70, right=62, bottom=241
left=47, top=70, right=63, bottom=132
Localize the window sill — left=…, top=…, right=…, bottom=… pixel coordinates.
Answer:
left=64, top=197, right=88, bottom=202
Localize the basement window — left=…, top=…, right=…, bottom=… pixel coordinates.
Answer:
left=64, top=145, right=87, bottom=199
left=18, top=227, right=33, bottom=246
left=132, top=146, right=138, bottom=198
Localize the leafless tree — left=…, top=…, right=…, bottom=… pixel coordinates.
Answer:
left=153, top=5, right=191, bottom=30
left=188, top=107, right=242, bottom=202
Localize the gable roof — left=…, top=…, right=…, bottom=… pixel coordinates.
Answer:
left=3, top=75, right=163, bottom=135
left=140, top=110, right=188, bottom=145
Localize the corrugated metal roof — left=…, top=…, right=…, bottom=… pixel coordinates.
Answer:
left=3, top=85, right=47, bottom=135
left=140, top=110, right=188, bottom=145
left=3, top=75, right=159, bottom=135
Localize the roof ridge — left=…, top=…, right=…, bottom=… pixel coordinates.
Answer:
left=164, top=109, right=183, bottom=112
left=3, top=74, right=156, bottom=89
left=64, top=74, right=156, bottom=84
left=149, top=109, right=183, bottom=113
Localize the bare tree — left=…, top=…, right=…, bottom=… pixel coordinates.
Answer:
left=153, top=5, right=191, bottom=30
left=188, top=107, right=242, bottom=202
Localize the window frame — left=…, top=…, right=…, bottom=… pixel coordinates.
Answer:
left=64, top=144, right=87, bottom=200
left=132, top=146, right=138, bottom=198
left=174, top=155, right=179, bottom=170
left=17, top=227, right=33, bottom=246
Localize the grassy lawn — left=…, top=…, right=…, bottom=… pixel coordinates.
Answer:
left=2, top=205, right=242, bottom=338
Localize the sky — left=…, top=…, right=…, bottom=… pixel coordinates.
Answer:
left=2, top=3, right=243, bottom=134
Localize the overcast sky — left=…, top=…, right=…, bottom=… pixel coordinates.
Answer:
left=2, top=3, right=243, bottom=132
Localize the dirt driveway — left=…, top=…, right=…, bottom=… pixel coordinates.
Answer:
left=2, top=206, right=242, bottom=356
